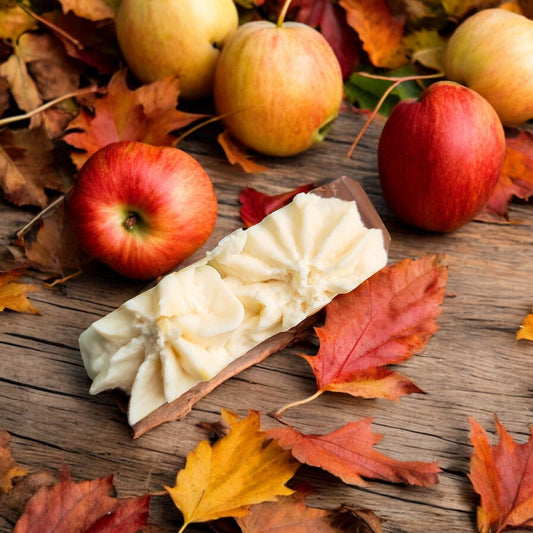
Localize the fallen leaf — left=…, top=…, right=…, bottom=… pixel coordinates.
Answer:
left=268, top=419, right=440, bottom=487
left=403, top=29, right=447, bottom=72
left=13, top=464, right=151, bottom=533
left=236, top=484, right=384, bottom=532
left=442, top=0, right=501, bottom=17
left=217, top=131, right=269, bottom=173
left=293, top=255, right=448, bottom=406
left=0, top=430, right=27, bottom=493
left=59, top=0, right=119, bottom=21
left=339, top=0, right=408, bottom=69
left=239, top=183, right=315, bottom=227
left=469, top=415, right=533, bottom=533
left=0, top=270, right=40, bottom=314
left=484, top=130, right=533, bottom=219
left=63, top=69, right=206, bottom=168
left=0, top=3, right=38, bottom=43
left=165, top=409, right=299, bottom=532
left=22, top=200, right=88, bottom=276
left=516, top=310, right=533, bottom=341
left=0, top=126, right=66, bottom=208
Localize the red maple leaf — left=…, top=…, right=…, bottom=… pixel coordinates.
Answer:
left=278, top=255, right=448, bottom=415
left=268, top=418, right=441, bottom=487
left=13, top=464, right=151, bottom=533
left=239, top=183, right=315, bottom=227
left=469, top=416, right=533, bottom=533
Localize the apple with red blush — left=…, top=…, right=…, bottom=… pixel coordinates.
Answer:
left=377, top=81, right=506, bottom=233
left=67, top=141, right=218, bottom=280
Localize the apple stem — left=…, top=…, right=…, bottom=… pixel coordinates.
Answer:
left=276, top=0, right=293, bottom=27
left=346, top=71, right=443, bottom=159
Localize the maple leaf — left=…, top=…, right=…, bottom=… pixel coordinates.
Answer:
left=13, top=464, right=151, bottom=533
left=484, top=130, right=533, bottom=219
left=63, top=69, right=206, bottom=168
left=279, top=255, right=448, bottom=414
left=469, top=415, right=533, bottom=533
left=339, top=0, right=408, bottom=69
left=165, top=409, right=299, bottom=532
left=236, top=484, right=384, bottom=532
left=239, top=183, right=315, bottom=227
left=217, top=131, right=269, bottom=173
left=268, top=418, right=440, bottom=487
left=0, top=430, right=27, bottom=493
left=516, top=310, right=533, bottom=341
left=0, top=270, right=40, bottom=314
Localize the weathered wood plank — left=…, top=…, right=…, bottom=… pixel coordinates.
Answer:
left=1, top=108, right=533, bottom=532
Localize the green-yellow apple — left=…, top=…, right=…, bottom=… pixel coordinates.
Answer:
left=443, top=8, right=533, bottom=127
left=377, top=81, right=506, bottom=233
left=213, top=10, right=343, bottom=157
left=67, top=141, right=218, bottom=280
left=116, top=0, right=238, bottom=100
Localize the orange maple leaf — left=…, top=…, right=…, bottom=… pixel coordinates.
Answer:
left=484, top=130, right=533, bottom=219
left=217, top=130, right=269, bottom=173
left=469, top=416, right=533, bottom=533
left=280, top=255, right=447, bottom=413
left=13, top=464, right=150, bottom=533
left=0, top=270, right=40, bottom=314
left=268, top=418, right=441, bottom=487
left=517, top=310, right=533, bottom=341
left=63, top=69, right=206, bottom=168
left=339, top=0, right=408, bottom=69
left=0, top=430, right=27, bottom=494
left=239, top=183, right=315, bottom=227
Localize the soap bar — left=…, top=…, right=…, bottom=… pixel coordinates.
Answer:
left=79, top=177, right=389, bottom=427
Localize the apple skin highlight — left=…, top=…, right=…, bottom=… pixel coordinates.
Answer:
left=377, top=81, right=506, bottom=233
left=67, top=141, right=218, bottom=280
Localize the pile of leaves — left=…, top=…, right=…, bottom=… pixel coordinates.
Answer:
left=2, top=0, right=533, bottom=532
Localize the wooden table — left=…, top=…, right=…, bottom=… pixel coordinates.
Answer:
left=1, top=107, right=533, bottom=532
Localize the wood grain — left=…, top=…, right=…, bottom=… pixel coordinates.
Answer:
left=1, top=107, right=533, bottom=532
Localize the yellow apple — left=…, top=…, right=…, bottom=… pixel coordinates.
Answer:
left=116, top=0, right=239, bottom=100
left=444, top=8, right=533, bottom=127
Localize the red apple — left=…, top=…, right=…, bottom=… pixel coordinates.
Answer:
left=67, top=141, right=218, bottom=280
left=213, top=7, right=343, bottom=157
left=377, top=81, right=506, bottom=233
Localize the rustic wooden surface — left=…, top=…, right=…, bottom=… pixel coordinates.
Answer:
left=1, top=107, right=533, bottom=532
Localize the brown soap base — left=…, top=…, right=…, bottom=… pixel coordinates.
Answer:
left=131, top=176, right=389, bottom=438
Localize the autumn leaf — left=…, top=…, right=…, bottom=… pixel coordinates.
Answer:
left=217, top=131, right=269, bottom=173
left=268, top=418, right=440, bottom=487
left=484, top=130, right=533, bottom=219
left=0, top=430, right=27, bottom=493
left=63, top=69, right=206, bottom=168
left=469, top=415, right=533, bottom=533
left=58, top=0, right=119, bottom=21
left=0, top=3, right=38, bottom=43
left=516, top=310, right=533, bottom=341
left=239, top=183, right=315, bottom=227
left=165, top=409, right=299, bottom=532
left=13, top=464, right=151, bottom=533
left=339, top=0, right=408, bottom=69
left=280, top=255, right=448, bottom=413
left=0, top=270, right=40, bottom=314
left=442, top=0, right=501, bottom=17
left=22, top=200, right=88, bottom=276
left=236, top=484, right=384, bottom=532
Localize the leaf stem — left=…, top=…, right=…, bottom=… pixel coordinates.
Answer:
left=276, top=0, right=292, bottom=27
left=275, top=390, right=324, bottom=419
left=346, top=71, right=443, bottom=159
left=0, top=86, right=98, bottom=128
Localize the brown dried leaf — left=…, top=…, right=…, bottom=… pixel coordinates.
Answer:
left=218, top=130, right=269, bottom=173
left=0, top=3, right=38, bottom=43
left=58, top=0, right=119, bottom=21
left=0, top=127, right=65, bottom=208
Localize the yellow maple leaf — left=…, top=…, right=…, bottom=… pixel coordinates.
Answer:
left=166, top=409, right=299, bottom=533
left=0, top=270, right=41, bottom=314
left=517, top=311, right=533, bottom=341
